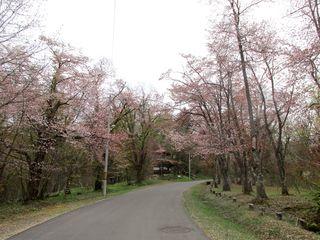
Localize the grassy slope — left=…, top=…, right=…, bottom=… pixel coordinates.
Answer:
left=214, top=184, right=320, bottom=232
left=0, top=179, right=165, bottom=240
left=184, top=184, right=258, bottom=240
left=184, top=183, right=320, bottom=240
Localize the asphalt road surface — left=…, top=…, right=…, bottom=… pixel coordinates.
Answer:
left=9, top=181, right=209, bottom=240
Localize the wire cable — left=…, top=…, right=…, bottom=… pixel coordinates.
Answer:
left=111, top=0, right=117, bottom=61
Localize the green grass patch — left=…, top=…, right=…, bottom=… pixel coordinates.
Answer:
left=0, top=179, right=164, bottom=221
left=212, top=184, right=320, bottom=232
left=158, top=173, right=210, bottom=182
left=159, top=174, right=191, bottom=182
left=184, top=184, right=258, bottom=240
left=184, top=183, right=320, bottom=240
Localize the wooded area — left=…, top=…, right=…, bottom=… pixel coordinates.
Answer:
left=1, top=1, right=320, bottom=233
left=164, top=0, right=320, bottom=200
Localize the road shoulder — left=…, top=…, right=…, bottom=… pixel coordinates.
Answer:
left=183, top=183, right=320, bottom=240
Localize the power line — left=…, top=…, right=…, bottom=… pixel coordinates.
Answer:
left=111, top=0, right=117, bottom=61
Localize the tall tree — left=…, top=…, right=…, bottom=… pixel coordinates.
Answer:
left=224, top=0, right=268, bottom=199
left=249, top=30, right=298, bottom=195
left=120, top=90, right=164, bottom=183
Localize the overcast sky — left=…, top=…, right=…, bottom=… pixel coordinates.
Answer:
left=42, top=0, right=290, bottom=92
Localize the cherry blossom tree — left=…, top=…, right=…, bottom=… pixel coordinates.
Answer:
left=3, top=37, right=111, bottom=200
left=165, top=54, right=234, bottom=191
left=248, top=27, right=300, bottom=195
left=0, top=0, right=41, bottom=199
left=118, top=89, right=166, bottom=183
left=289, top=0, right=320, bottom=91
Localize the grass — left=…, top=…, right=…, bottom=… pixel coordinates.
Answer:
left=183, top=183, right=320, bottom=240
left=212, top=184, right=320, bottom=232
left=159, top=174, right=191, bottom=182
left=0, top=179, right=165, bottom=240
left=158, top=173, right=210, bottom=182
left=184, top=184, right=258, bottom=240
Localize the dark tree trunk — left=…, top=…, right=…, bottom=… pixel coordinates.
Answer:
left=218, top=155, right=231, bottom=191
left=215, top=163, right=221, bottom=185
left=27, top=150, right=46, bottom=201
left=230, top=1, right=268, bottom=199
left=38, top=178, right=49, bottom=199
left=276, top=152, right=289, bottom=195
left=256, top=173, right=268, bottom=200
left=64, top=177, right=72, bottom=195
left=0, top=163, right=6, bottom=201
left=0, top=163, right=6, bottom=181
left=242, top=153, right=252, bottom=194
left=232, top=159, right=240, bottom=184
left=135, top=153, right=144, bottom=184
left=20, top=166, right=28, bottom=202
left=52, top=179, right=60, bottom=194
left=254, top=149, right=268, bottom=200
left=234, top=152, right=251, bottom=194
left=94, top=161, right=103, bottom=191
left=125, top=167, right=131, bottom=184
left=211, top=165, right=219, bottom=188
left=136, top=165, right=144, bottom=184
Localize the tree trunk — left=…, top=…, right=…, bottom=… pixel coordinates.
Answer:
left=135, top=155, right=145, bottom=184
left=230, top=1, right=268, bottom=199
left=125, top=167, right=131, bottom=184
left=136, top=166, right=144, bottom=184
left=218, top=155, right=231, bottom=191
left=0, top=163, right=6, bottom=201
left=256, top=173, right=268, bottom=200
left=276, top=152, right=289, bottom=195
left=253, top=150, right=268, bottom=199
left=242, top=154, right=252, bottom=194
left=27, top=150, right=45, bottom=201
left=234, top=152, right=251, bottom=194
left=64, top=177, right=72, bottom=195
left=232, top=159, right=240, bottom=184
left=211, top=164, right=219, bottom=188
left=38, top=178, right=49, bottom=199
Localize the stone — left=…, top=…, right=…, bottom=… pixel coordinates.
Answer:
left=276, top=212, right=283, bottom=220
left=249, top=203, right=254, bottom=210
left=297, top=218, right=307, bottom=228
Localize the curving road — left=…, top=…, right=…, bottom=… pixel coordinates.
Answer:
left=9, top=182, right=208, bottom=240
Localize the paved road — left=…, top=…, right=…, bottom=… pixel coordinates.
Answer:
left=9, top=182, right=208, bottom=240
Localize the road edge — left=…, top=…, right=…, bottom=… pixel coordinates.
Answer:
left=2, top=181, right=171, bottom=240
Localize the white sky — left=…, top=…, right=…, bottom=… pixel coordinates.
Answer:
left=42, top=0, right=290, bottom=93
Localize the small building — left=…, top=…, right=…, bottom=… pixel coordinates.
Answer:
left=153, top=148, right=181, bottom=175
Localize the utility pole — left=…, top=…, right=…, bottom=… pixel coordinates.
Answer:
left=103, top=0, right=117, bottom=197
left=103, top=113, right=111, bottom=196
left=188, top=152, right=191, bottom=180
